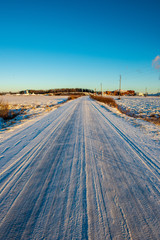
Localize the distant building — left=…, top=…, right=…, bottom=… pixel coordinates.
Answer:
left=122, top=90, right=135, bottom=96
left=24, top=90, right=29, bottom=95
left=137, top=92, right=144, bottom=96
left=105, top=90, right=135, bottom=96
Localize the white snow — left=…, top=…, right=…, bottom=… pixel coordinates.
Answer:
left=0, top=94, right=68, bottom=130
left=0, top=96, right=159, bottom=239
left=0, top=94, right=68, bottom=106
left=115, top=96, right=160, bottom=118
left=99, top=96, right=160, bottom=142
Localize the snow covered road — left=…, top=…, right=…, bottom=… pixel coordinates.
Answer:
left=0, top=96, right=160, bottom=239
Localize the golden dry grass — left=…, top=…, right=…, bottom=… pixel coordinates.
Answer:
left=68, top=95, right=82, bottom=100
left=90, top=95, right=117, bottom=108
left=0, top=99, right=9, bottom=119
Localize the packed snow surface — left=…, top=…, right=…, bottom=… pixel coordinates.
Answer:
left=0, top=96, right=160, bottom=239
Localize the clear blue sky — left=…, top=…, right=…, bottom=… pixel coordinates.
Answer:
left=0, top=0, right=160, bottom=93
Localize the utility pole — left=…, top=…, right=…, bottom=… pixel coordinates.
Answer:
left=101, top=83, right=102, bottom=96
left=119, top=75, right=121, bottom=98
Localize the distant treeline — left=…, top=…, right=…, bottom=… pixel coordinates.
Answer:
left=19, top=88, right=94, bottom=95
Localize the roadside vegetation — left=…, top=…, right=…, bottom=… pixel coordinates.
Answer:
left=0, top=99, right=24, bottom=122
left=90, top=95, right=117, bottom=108
left=90, top=95, right=160, bottom=125
left=0, top=99, right=9, bottom=119
left=68, top=94, right=84, bottom=100
left=117, top=105, right=160, bottom=125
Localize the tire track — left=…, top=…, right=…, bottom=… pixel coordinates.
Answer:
left=0, top=101, right=76, bottom=180
left=62, top=102, right=88, bottom=239
left=0, top=100, right=75, bottom=158
left=0, top=101, right=79, bottom=239
left=0, top=101, right=78, bottom=228
left=0, top=96, right=159, bottom=240
left=86, top=102, right=132, bottom=239
left=91, top=100, right=160, bottom=179
left=89, top=98, right=160, bottom=239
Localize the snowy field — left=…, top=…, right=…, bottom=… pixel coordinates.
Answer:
left=0, top=94, right=68, bottom=129
left=0, top=94, right=68, bottom=107
left=101, top=96, right=160, bottom=142
left=0, top=96, right=159, bottom=239
left=115, top=96, right=160, bottom=118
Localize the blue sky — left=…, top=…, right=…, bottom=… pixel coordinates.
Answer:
left=0, top=0, right=160, bottom=93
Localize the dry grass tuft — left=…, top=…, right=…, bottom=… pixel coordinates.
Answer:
left=145, top=116, right=160, bottom=125
left=0, top=99, right=9, bottom=119
left=90, top=95, right=117, bottom=108
left=117, top=105, right=135, bottom=117
left=68, top=95, right=82, bottom=100
left=117, top=105, right=160, bottom=125
left=0, top=99, right=24, bottom=121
